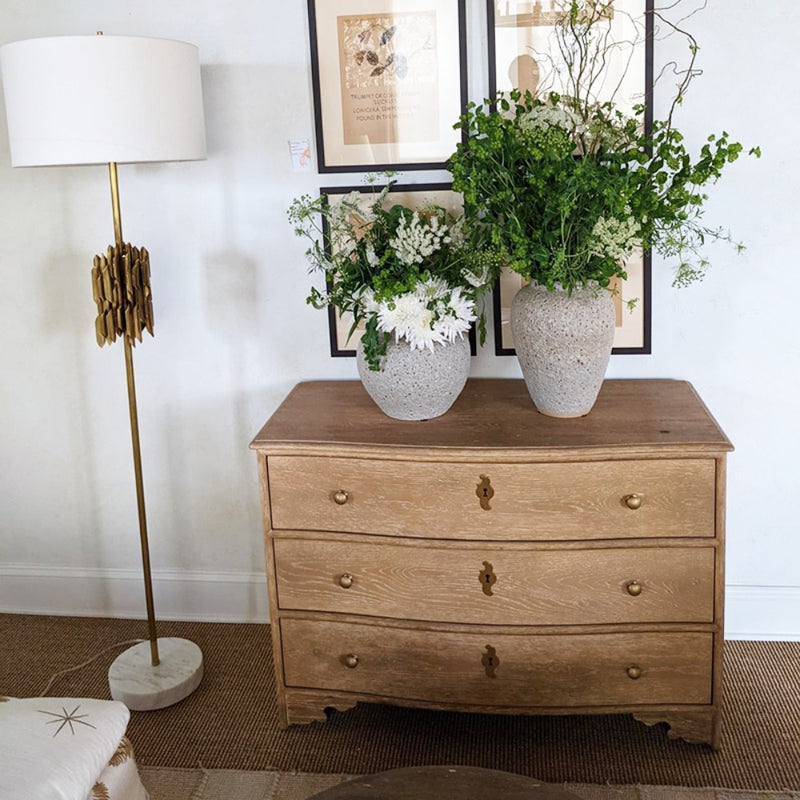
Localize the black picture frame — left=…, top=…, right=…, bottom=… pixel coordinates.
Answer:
left=487, top=0, right=654, bottom=355
left=307, top=0, right=468, bottom=172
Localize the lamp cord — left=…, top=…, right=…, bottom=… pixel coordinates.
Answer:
left=38, top=639, right=145, bottom=697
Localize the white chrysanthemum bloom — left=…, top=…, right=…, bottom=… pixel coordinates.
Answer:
left=591, top=206, right=642, bottom=262
left=390, top=211, right=451, bottom=266
left=415, top=276, right=449, bottom=301
left=433, top=288, right=477, bottom=343
left=377, top=293, right=433, bottom=343
left=407, top=320, right=447, bottom=351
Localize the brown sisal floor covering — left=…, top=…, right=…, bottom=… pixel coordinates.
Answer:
left=1, top=614, right=798, bottom=790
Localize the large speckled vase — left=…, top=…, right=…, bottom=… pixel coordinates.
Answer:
left=356, top=336, right=471, bottom=421
left=510, top=280, right=616, bottom=417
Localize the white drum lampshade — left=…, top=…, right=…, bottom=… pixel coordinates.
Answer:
left=1, top=35, right=206, bottom=166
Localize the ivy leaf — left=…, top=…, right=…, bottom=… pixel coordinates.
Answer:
left=365, top=50, right=379, bottom=65
left=380, top=25, right=397, bottom=45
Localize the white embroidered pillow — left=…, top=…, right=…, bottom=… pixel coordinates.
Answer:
left=0, top=696, right=131, bottom=800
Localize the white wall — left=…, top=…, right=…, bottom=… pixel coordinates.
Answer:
left=0, top=1, right=796, bottom=638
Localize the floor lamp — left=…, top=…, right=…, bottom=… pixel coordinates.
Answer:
left=1, top=35, right=206, bottom=710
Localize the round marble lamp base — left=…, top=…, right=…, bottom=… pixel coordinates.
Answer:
left=108, top=637, right=203, bottom=711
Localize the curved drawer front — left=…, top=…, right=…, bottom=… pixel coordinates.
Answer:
left=274, top=537, right=715, bottom=626
left=281, top=618, right=713, bottom=708
left=267, top=456, right=716, bottom=540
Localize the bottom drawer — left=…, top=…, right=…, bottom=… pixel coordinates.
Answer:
left=281, top=618, right=712, bottom=708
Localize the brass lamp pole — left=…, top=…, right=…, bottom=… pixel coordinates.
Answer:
left=108, top=160, right=159, bottom=666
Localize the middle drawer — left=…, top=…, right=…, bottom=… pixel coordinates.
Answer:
left=273, top=536, right=716, bottom=626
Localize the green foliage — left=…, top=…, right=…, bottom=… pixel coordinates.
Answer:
left=287, top=179, right=503, bottom=369
left=449, top=0, right=760, bottom=293
left=450, top=90, right=757, bottom=292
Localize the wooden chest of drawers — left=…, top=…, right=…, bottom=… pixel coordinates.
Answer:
left=250, top=379, right=731, bottom=748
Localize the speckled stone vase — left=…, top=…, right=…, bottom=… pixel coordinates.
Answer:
left=510, top=280, right=615, bottom=418
left=356, top=336, right=471, bottom=421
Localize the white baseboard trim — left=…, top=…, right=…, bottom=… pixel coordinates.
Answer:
left=1, top=566, right=798, bottom=639
left=725, top=584, right=800, bottom=641
left=0, top=564, right=269, bottom=623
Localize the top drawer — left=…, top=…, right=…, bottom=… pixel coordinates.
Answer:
left=266, top=456, right=716, bottom=541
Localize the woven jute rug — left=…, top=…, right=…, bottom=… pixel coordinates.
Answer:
left=138, top=767, right=800, bottom=800
left=2, top=614, right=799, bottom=791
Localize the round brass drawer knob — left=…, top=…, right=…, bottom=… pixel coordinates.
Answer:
left=626, top=580, right=643, bottom=597
left=344, top=654, right=359, bottom=669
left=338, top=573, right=354, bottom=589
left=333, top=490, right=349, bottom=505
left=624, top=493, right=643, bottom=510
left=626, top=665, right=642, bottom=680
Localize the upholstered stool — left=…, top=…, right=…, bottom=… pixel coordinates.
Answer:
left=0, top=696, right=148, bottom=800
left=308, top=766, right=582, bottom=799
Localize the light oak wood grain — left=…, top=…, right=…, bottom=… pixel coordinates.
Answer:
left=281, top=618, right=713, bottom=708
left=251, top=379, right=733, bottom=457
left=268, top=456, right=715, bottom=540
left=274, top=536, right=715, bottom=626
left=250, top=379, right=730, bottom=748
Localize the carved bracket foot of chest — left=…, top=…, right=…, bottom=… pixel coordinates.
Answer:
left=283, top=689, right=358, bottom=727
left=634, top=708, right=720, bottom=750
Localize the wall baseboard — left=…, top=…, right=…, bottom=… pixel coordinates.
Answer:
left=0, top=564, right=269, bottom=623
left=1, top=566, right=798, bottom=639
left=725, top=584, right=800, bottom=641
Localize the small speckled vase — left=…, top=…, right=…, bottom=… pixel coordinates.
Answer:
left=510, top=280, right=615, bottom=418
left=356, top=336, right=471, bottom=421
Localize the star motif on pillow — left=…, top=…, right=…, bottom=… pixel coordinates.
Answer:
left=38, top=704, right=97, bottom=737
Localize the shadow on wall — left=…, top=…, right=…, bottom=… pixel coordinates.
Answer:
left=37, top=178, right=119, bottom=574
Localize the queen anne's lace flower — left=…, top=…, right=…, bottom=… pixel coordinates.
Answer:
left=591, top=206, right=642, bottom=262
left=519, top=104, right=581, bottom=134
left=390, top=212, right=452, bottom=266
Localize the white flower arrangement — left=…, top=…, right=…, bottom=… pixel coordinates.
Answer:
left=288, top=178, right=502, bottom=370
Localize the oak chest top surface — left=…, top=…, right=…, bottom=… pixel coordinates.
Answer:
left=250, top=378, right=732, bottom=456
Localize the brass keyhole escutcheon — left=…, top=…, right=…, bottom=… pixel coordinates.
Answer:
left=476, top=475, right=494, bottom=511
left=479, top=561, right=497, bottom=596
left=482, top=644, right=499, bottom=678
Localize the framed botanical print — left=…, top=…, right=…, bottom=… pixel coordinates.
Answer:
left=319, top=182, right=475, bottom=357
left=308, top=0, right=468, bottom=172
left=487, top=0, right=653, bottom=354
